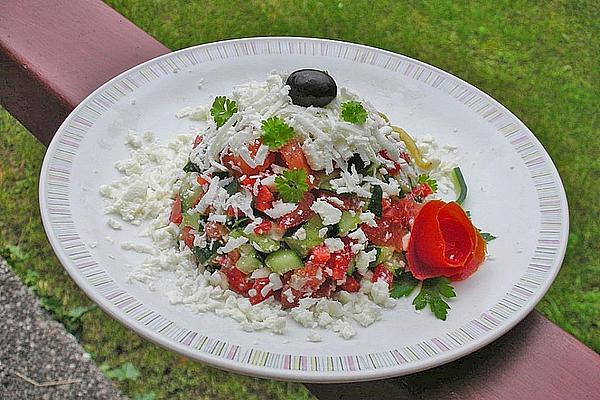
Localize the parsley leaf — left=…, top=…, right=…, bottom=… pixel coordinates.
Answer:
left=340, top=101, right=368, bottom=125
left=261, top=116, right=295, bottom=149
left=390, top=271, right=420, bottom=298
left=275, top=169, right=308, bottom=203
left=210, top=96, right=238, bottom=128
left=417, top=174, right=438, bottom=192
left=183, top=160, right=201, bottom=173
left=479, top=231, right=497, bottom=242
left=412, top=277, right=456, bottom=320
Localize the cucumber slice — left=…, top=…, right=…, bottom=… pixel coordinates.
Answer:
left=375, top=246, right=395, bottom=264
left=181, top=185, right=202, bottom=211
left=265, top=249, right=303, bottom=274
left=236, top=254, right=263, bottom=273
left=284, top=215, right=324, bottom=257
left=230, top=229, right=280, bottom=253
left=338, top=211, right=360, bottom=236
left=346, top=259, right=356, bottom=276
left=181, top=212, right=201, bottom=229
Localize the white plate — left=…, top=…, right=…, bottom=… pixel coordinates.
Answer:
left=40, top=37, right=568, bottom=382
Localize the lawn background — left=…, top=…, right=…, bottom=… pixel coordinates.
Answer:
left=0, top=1, right=598, bottom=399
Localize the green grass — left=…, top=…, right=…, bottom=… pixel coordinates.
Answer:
left=1, top=1, right=598, bottom=398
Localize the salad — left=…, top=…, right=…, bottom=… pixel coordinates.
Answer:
left=168, top=69, right=492, bottom=321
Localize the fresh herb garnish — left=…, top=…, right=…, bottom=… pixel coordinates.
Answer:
left=261, top=116, right=295, bottom=149
left=183, top=160, right=201, bottom=173
left=275, top=168, right=309, bottom=203
left=340, top=101, right=368, bottom=125
left=416, top=174, right=438, bottom=193
left=412, top=277, right=456, bottom=321
left=210, top=96, right=238, bottom=128
left=368, top=185, right=383, bottom=218
left=193, top=241, right=222, bottom=266
left=224, top=180, right=241, bottom=195
left=479, top=231, right=497, bottom=242
left=390, top=271, right=420, bottom=298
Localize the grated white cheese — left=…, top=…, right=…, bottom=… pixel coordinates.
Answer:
left=310, top=199, right=342, bottom=225
left=217, top=236, right=249, bottom=254
left=324, top=238, right=345, bottom=252
left=97, top=73, right=461, bottom=341
left=264, top=200, right=297, bottom=219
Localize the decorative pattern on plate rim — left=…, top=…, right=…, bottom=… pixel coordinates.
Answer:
left=41, top=38, right=567, bottom=377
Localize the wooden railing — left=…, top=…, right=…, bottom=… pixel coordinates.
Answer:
left=1, top=2, right=599, bottom=399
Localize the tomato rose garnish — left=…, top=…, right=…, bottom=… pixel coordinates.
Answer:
left=407, top=200, right=486, bottom=281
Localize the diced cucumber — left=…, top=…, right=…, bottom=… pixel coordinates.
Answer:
left=181, top=185, right=202, bottom=211
left=236, top=253, right=263, bottom=273
left=384, top=252, right=406, bottom=274
left=284, top=215, right=325, bottom=257
left=265, top=249, right=303, bottom=274
left=181, top=212, right=201, bottom=229
left=375, top=246, right=395, bottom=264
left=247, top=233, right=280, bottom=253
left=230, top=229, right=280, bottom=253
left=337, top=211, right=360, bottom=236
left=346, top=259, right=356, bottom=276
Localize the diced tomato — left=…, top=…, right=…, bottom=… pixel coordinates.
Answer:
left=313, top=190, right=361, bottom=211
left=193, top=135, right=203, bottom=148
left=379, top=150, right=402, bottom=175
left=341, top=275, right=360, bottom=293
left=197, top=176, right=209, bottom=185
left=411, top=183, right=433, bottom=201
left=279, top=140, right=311, bottom=171
left=289, top=262, right=325, bottom=293
left=312, top=279, right=335, bottom=299
left=222, top=140, right=274, bottom=176
left=277, top=192, right=315, bottom=229
left=249, top=277, right=273, bottom=305
left=371, top=264, right=394, bottom=287
left=169, top=195, right=183, bottom=224
left=362, top=197, right=422, bottom=251
left=240, top=175, right=258, bottom=188
left=399, top=151, right=411, bottom=164
left=308, top=244, right=331, bottom=266
left=204, top=222, right=229, bottom=240
left=253, top=219, right=272, bottom=235
left=382, top=197, right=392, bottom=211
left=324, top=241, right=354, bottom=280
left=254, top=186, right=274, bottom=212
left=382, top=196, right=421, bottom=225
left=216, top=250, right=240, bottom=268
left=179, top=226, right=196, bottom=249
left=280, top=284, right=304, bottom=309
left=222, top=267, right=253, bottom=295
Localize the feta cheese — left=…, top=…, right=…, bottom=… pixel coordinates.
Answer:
left=291, top=227, right=307, bottom=240
left=359, top=211, right=377, bottom=227
left=310, top=199, right=342, bottom=225
left=324, top=238, right=344, bottom=252
left=354, top=249, right=377, bottom=274
left=264, top=200, right=297, bottom=219
left=217, top=235, right=248, bottom=254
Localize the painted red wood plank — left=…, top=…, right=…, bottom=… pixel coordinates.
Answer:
left=0, top=0, right=169, bottom=145
left=1, top=2, right=599, bottom=399
left=306, top=311, right=600, bottom=400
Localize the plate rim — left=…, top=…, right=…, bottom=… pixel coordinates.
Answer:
left=39, top=36, right=569, bottom=382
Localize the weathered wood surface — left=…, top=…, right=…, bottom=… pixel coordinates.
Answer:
left=1, top=2, right=598, bottom=399
left=0, top=0, right=169, bottom=145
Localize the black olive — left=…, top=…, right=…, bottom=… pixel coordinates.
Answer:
left=286, top=69, right=337, bottom=107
